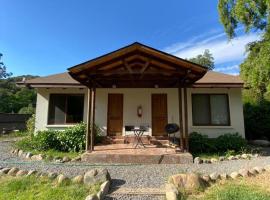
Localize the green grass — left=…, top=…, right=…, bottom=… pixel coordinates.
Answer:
left=197, top=183, right=270, bottom=200
left=186, top=172, right=270, bottom=200
left=0, top=175, right=99, bottom=200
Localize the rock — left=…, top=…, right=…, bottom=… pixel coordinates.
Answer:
left=220, top=173, right=228, bottom=180
left=235, top=155, right=241, bottom=159
left=219, top=156, right=225, bottom=161
left=227, top=156, right=236, bottom=160
left=25, top=152, right=33, bottom=159
left=203, top=159, right=210, bottom=164
left=99, top=181, right=110, bottom=199
left=72, top=175, right=84, bottom=184
left=253, top=166, right=265, bottom=174
left=0, top=167, right=11, bottom=174
left=201, top=175, right=210, bottom=183
left=253, top=153, right=259, bottom=158
left=249, top=168, right=258, bottom=175
left=264, top=165, right=270, bottom=172
left=13, top=149, right=19, bottom=155
left=18, top=150, right=24, bottom=157
left=57, top=174, right=69, bottom=185
left=31, top=154, right=44, bottom=161
left=84, top=168, right=111, bottom=186
left=168, top=173, right=205, bottom=193
left=48, top=172, right=58, bottom=179
left=250, top=140, right=270, bottom=147
left=239, top=169, right=251, bottom=177
left=55, top=159, right=64, bottom=163
left=7, top=167, right=19, bottom=176
left=26, top=170, right=37, bottom=176
left=62, top=156, right=71, bottom=162
left=241, top=154, right=249, bottom=159
left=71, top=156, right=81, bottom=162
left=16, top=170, right=28, bottom=176
left=209, top=172, right=220, bottom=181
left=210, top=158, right=218, bottom=163
left=85, top=194, right=98, bottom=200
left=194, top=157, right=202, bottom=164
left=230, top=172, right=240, bottom=179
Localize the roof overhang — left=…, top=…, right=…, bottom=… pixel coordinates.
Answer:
left=68, top=42, right=208, bottom=88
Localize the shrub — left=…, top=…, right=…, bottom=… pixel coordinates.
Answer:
left=57, top=123, right=86, bottom=152
left=189, top=132, right=247, bottom=155
left=189, top=132, right=217, bottom=154
left=215, top=133, right=247, bottom=152
left=26, top=114, right=35, bottom=135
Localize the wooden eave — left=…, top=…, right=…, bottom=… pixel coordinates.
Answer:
left=68, top=42, right=208, bottom=88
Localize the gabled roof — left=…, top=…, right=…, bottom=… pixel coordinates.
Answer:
left=18, top=71, right=244, bottom=88
left=68, top=42, right=208, bottom=88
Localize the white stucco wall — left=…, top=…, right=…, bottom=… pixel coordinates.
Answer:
left=35, top=87, right=245, bottom=138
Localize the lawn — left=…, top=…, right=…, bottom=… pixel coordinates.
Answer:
left=0, top=175, right=99, bottom=200
left=0, top=131, right=27, bottom=141
left=186, top=172, right=270, bottom=200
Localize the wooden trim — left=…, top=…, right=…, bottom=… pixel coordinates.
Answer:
left=183, top=87, right=189, bottom=151
left=178, top=88, right=184, bottom=150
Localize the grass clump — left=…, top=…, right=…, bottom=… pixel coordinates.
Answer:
left=0, top=175, right=99, bottom=200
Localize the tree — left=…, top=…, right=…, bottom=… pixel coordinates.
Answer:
left=188, top=49, right=215, bottom=70
left=0, top=53, right=12, bottom=78
left=218, top=0, right=270, bottom=101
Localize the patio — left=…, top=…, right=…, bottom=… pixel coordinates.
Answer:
left=81, top=142, right=193, bottom=164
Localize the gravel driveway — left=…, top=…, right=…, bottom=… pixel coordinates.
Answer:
left=1, top=140, right=270, bottom=199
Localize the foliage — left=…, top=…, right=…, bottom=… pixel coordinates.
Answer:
left=199, top=183, right=270, bottom=200
left=188, top=49, right=215, bottom=70
left=243, top=100, right=270, bottom=140
left=16, top=122, right=87, bottom=152
left=189, top=132, right=247, bottom=154
left=18, top=104, right=35, bottom=114
left=26, top=114, right=35, bottom=135
left=218, top=0, right=270, bottom=101
left=57, top=123, right=86, bottom=152
left=0, top=53, right=12, bottom=78
left=0, top=176, right=99, bottom=200
left=0, top=75, right=38, bottom=113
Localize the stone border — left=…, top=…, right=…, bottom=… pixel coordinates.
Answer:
left=194, top=153, right=259, bottom=164
left=10, top=148, right=82, bottom=163
left=0, top=166, right=111, bottom=200
left=166, top=164, right=270, bottom=200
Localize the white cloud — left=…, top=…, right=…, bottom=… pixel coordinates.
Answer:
left=215, top=64, right=239, bottom=72
left=165, top=32, right=260, bottom=65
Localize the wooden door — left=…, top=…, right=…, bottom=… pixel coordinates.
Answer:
left=152, top=94, right=168, bottom=136
left=107, top=94, right=123, bottom=136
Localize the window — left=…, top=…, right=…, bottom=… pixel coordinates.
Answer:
left=48, top=94, right=84, bottom=125
left=192, top=94, right=230, bottom=126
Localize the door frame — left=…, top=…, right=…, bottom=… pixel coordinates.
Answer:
left=107, top=93, right=124, bottom=136
left=151, top=93, right=168, bottom=136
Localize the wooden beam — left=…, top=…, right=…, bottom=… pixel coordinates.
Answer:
left=178, top=87, right=184, bottom=151
left=183, top=87, right=189, bottom=151
left=86, top=88, right=92, bottom=151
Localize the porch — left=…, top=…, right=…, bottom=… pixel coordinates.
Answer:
left=68, top=42, right=208, bottom=153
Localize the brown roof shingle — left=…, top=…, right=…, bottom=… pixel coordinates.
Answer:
left=17, top=71, right=243, bottom=88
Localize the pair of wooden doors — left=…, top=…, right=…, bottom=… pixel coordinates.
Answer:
left=107, top=93, right=168, bottom=136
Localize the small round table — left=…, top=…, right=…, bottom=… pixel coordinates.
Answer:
left=131, top=128, right=146, bottom=148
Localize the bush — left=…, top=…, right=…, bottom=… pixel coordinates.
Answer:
left=57, top=123, right=86, bottom=152
left=244, top=101, right=270, bottom=140
left=189, top=132, right=247, bottom=155
left=26, top=114, right=35, bottom=135
left=16, top=122, right=86, bottom=152
left=215, top=133, right=247, bottom=152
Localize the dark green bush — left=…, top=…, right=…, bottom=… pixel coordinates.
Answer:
left=189, top=132, right=247, bottom=154
left=57, top=123, right=86, bottom=152
left=189, top=132, right=217, bottom=154
left=244, top=101, right=270, bottom=140
left=215, top=133, right=247, bottom=152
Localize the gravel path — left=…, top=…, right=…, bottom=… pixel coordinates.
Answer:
left=1, top=140, right=270, bottom=199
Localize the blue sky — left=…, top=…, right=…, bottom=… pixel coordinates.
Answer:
left=0, top=0, right=260, bottom=77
